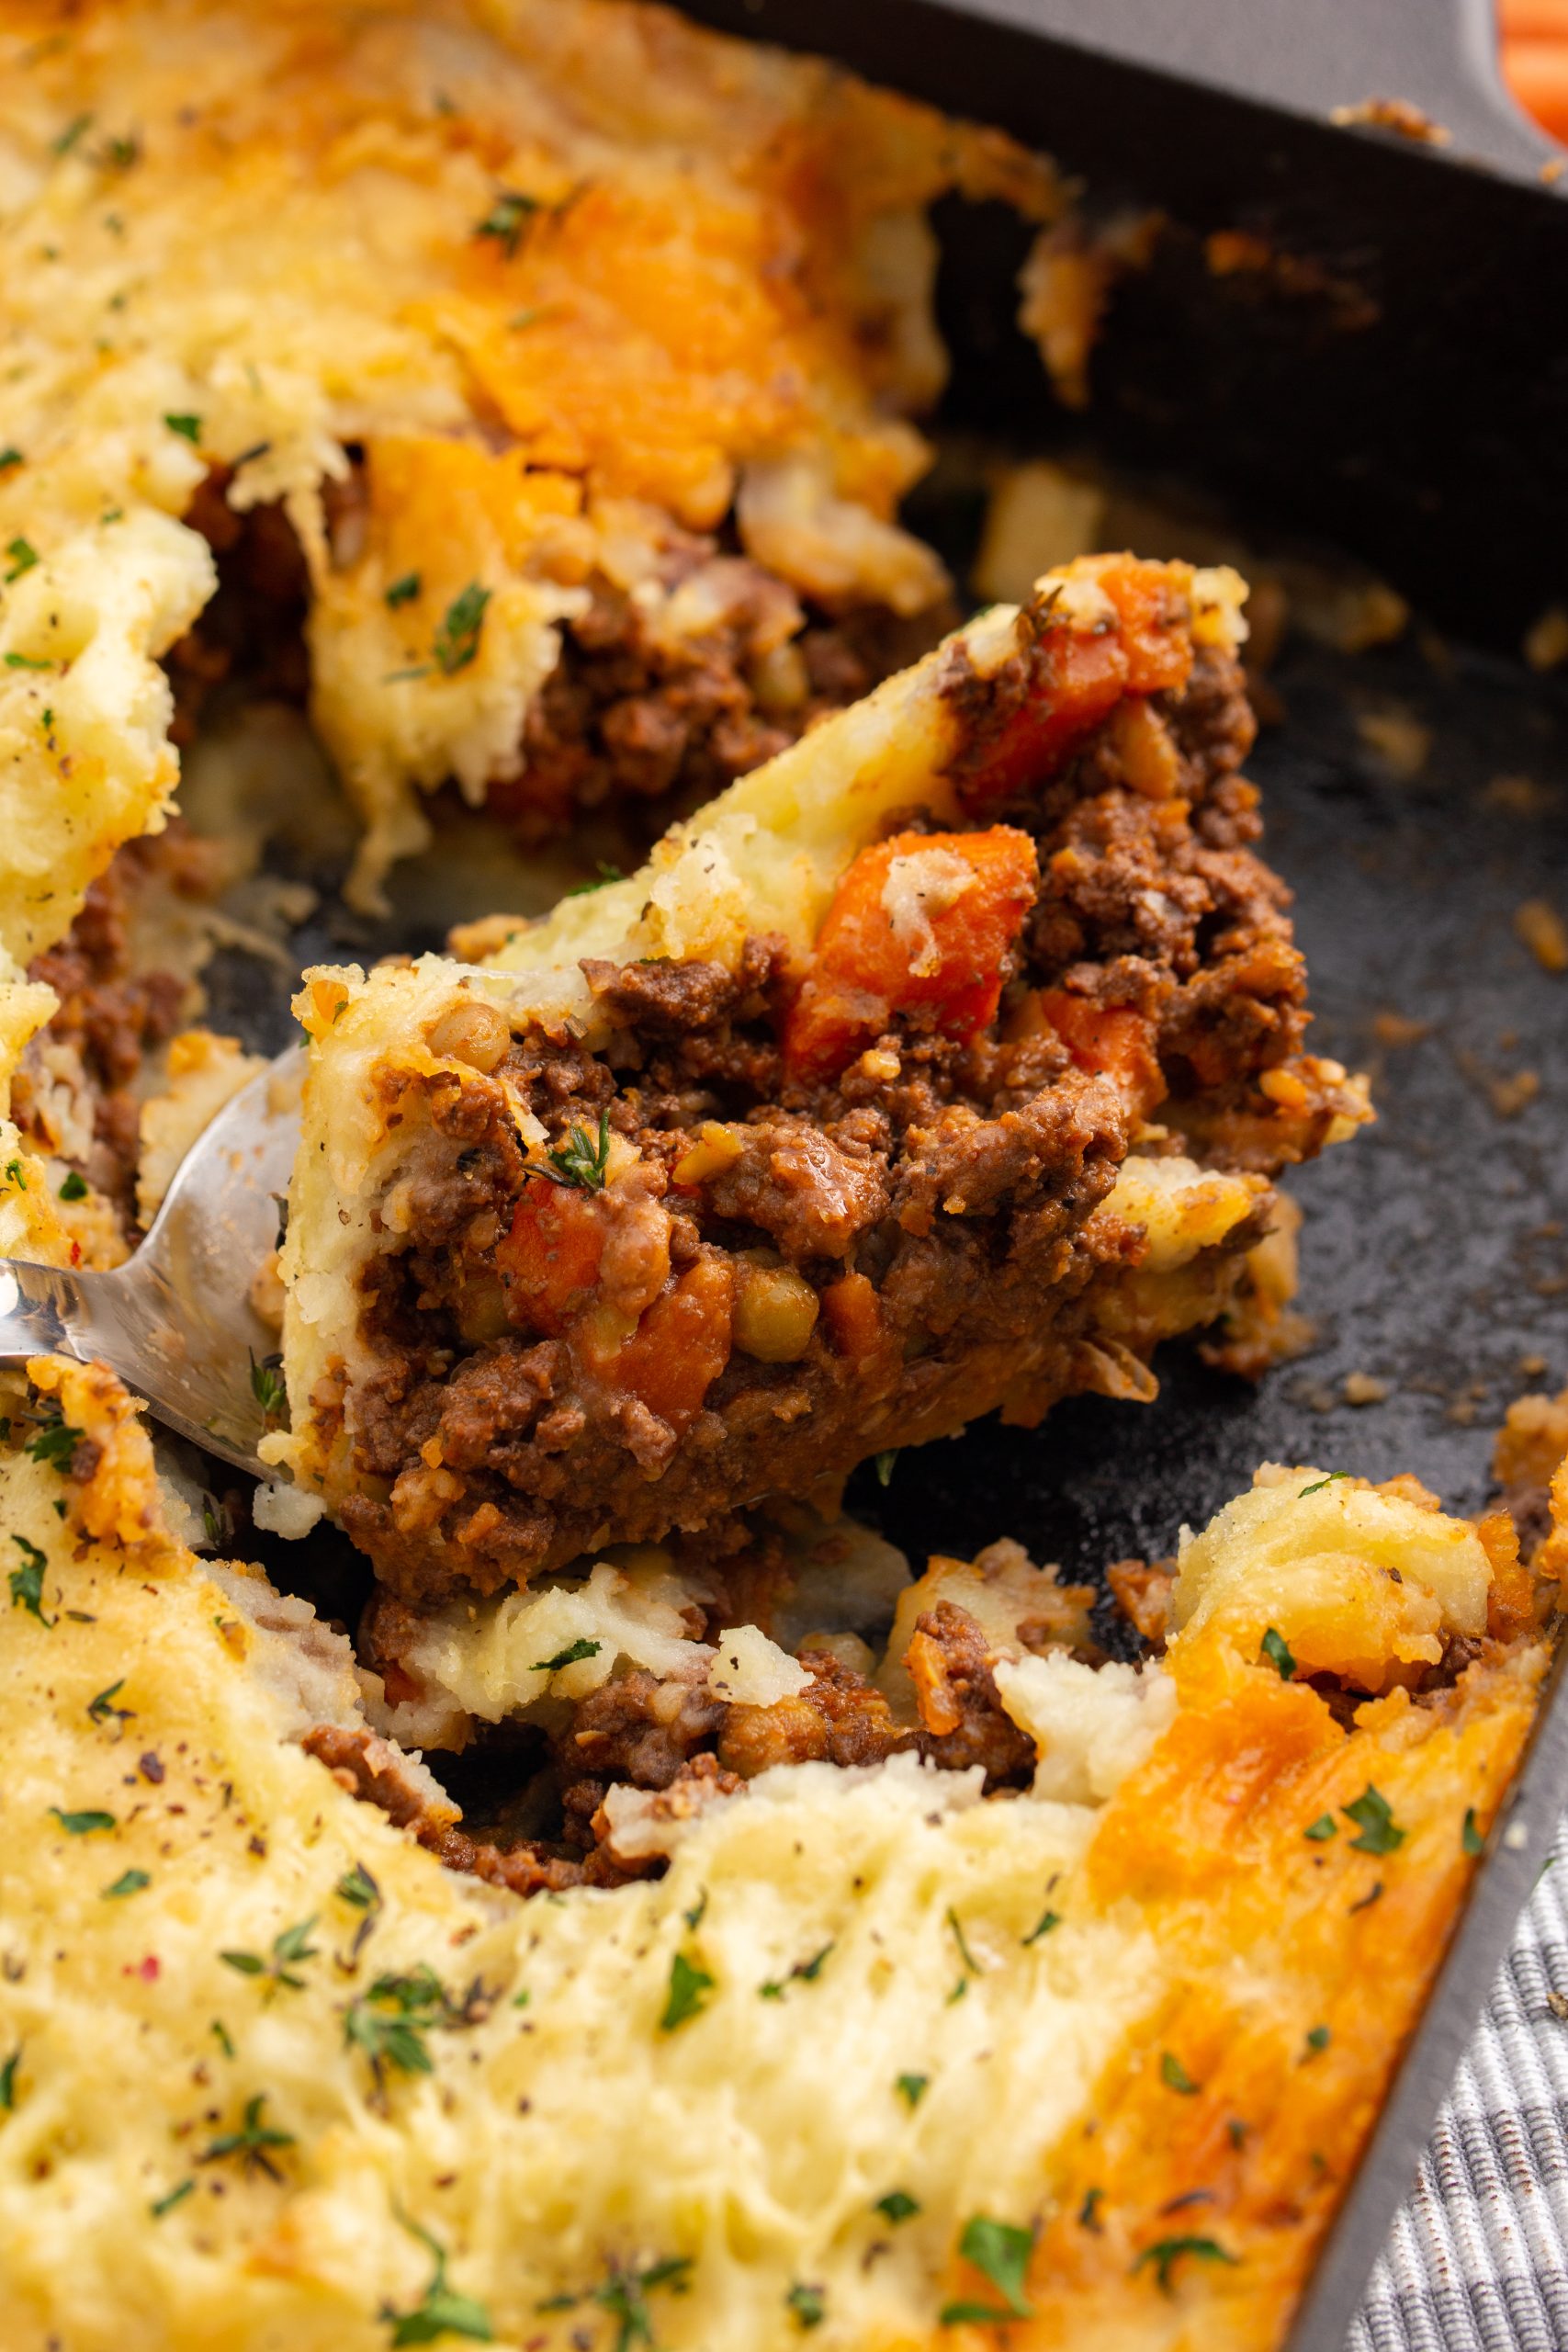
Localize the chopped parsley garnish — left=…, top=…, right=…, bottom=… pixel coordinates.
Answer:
left=1462, top=1806, right=1485, bottom=1857
left=220, top=1916, right=320, bottom=1993
left=760, top=1943, right=833, bottom=1999
left=2, top=652, right=52, bottom=670
left=1227, top=2117, right=1248, bottom=2149
left=1300, top=1472, right=1350, bottom=1498
left=102, top=1868, right=150, bottom=1898
left=150, top=2177, right=194, bottom=2218
left=1159, top=2052, right=1200, bottom=2096
left=1022, top=1905, right=1060, bottom=1945
left=565, top=861, right=625, bottom=897
left=337, top=1861, right=381, bottom=1909
left=532, top=1636, right=601, bottom=1672
left=1259, top=1626, right=1296, bottom=1679
left=896, top=2073, right=929, bottom=2109
left=0, top=449, right=22, bottom=472
left=378, top=2211, right=491, bottom=2342
left=1132, top=2235, right=1238, bottom=2295
left=345, top=1967, right=455, bottom=2086
left=432, top=581, right=491, bottom=675
left=945, top=1907, right=982, bottom=1976
left=9, top=1535, right=52, bottom=1626
left=249, top=1351, right=287, bottom=1420
left=49, top=1806, right=115, bottom=1835
left=0, top=2049, right=17, bottom=2110
left=473, top=189, right=541, bottom=258
left=53, top=113, right=94, bottom=156
left=874, top=2189, right=920, bottom=2225
left=100, top=131, right=141, bottom=169
left=58, top=1169, right=88, bottom=1201
left=198, top=2093, right=295, bottom=2182
left=26, top=1410, right=83, bottom=1472
left=1304, top=2024, right=1331, bottom=2055
left=874, top=1450, right=897, bottom=1487
left=86, top=1679, right=132, bottom=1727
left=163, top=412, right=201, bottom=444
left=1349, top=1880, right=1383, bottom=1914
left=786, top=2281, right=825, bottom=2330
left=541, top=2256, right=692, bottom=2352
left=939, top=2216, right=1035, bottom=2325
left=1344, top=1784, right=1405, bottom=1855
left=660, top=1951, right=714, bottom=2032
left=5, top=537, right=39, bottom=582
left=598, top=2256, right=693, bottom=2352
left=543, top=1107, right=611, bottom=1193
left=385, top=571, right=421, bottom=608
left=3, top=1158, right=25, bottom=1188
left=210, top=2019, right=234, bottom=2059
left=682, top=1887, right=707, bottom=1932
left=1304, top=1814, right=1337, bottom=1842
left=1078, top=2186, right=1105, bottom=2233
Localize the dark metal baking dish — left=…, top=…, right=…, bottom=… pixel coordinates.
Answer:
left=189, top=5, right=1568, bottom=2341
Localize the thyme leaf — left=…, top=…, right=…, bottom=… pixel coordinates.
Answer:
left=542, top=1107, right=611, bottom=1192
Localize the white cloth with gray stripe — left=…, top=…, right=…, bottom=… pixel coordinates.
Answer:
left=1350, top=1818, right=1568, bottom=2351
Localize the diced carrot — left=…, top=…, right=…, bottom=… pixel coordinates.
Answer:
left=960, top=556, right=1193, bottom=807
left=1097, top=555, right=1192, bottom=695
left=496, top=1180, right=606, bottom=1336
left=1034, top=988, right=1163, bottom=1109
left=957, top=628, right=1128, bottom=808
left=783, top=825, right=1038, bottom=1081
left=905, top=1624, right=964, bottom=1736
left=820, top=1269, right=882, bottom=1361
left=604, top=1256, right=735, bottom=1429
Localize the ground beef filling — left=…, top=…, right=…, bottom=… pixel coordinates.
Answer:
left=168, top=462, right=931, bottom=834
left=14, top=828, right=224, bottom=1216
left=490, top=573, right=943, bottom=842
left=312, top=1592, right=1046, bottom=1892
left=343, top=642, right=1345, bottom=1602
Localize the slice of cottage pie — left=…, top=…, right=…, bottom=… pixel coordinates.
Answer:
left=269, top=554, right=1369, bottom=1596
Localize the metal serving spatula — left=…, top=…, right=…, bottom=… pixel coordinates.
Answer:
left=0, top=1046, right=304, bottom=1474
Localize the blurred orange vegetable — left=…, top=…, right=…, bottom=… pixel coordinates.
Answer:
left=1500, top=0, right=1568, bottom=142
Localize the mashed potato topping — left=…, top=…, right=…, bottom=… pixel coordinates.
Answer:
left=0, top=0, right=1066, bottom=900
left=0, top=1357, right=1551, bottom=2351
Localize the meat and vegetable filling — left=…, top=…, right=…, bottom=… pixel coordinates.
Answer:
left=278, top=558, right=1369, bottom=1601
left=170, top=456, right=943, bottom=847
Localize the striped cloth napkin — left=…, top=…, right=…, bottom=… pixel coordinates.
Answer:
left=1350, top=1817, right=1568, bottom=2351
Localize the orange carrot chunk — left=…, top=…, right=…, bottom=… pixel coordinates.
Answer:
left=784, top=825, right=1039, bottom=1081
left=819, top=1269, right=884, bottom=1362
left=1034, top=988, right=1163, bottom=1106
left=960, top=556, right=1194, bottom=808
left=607, top=1256, right=735, bottom=1429
left=497, top=1180, right=606, bottom=1335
